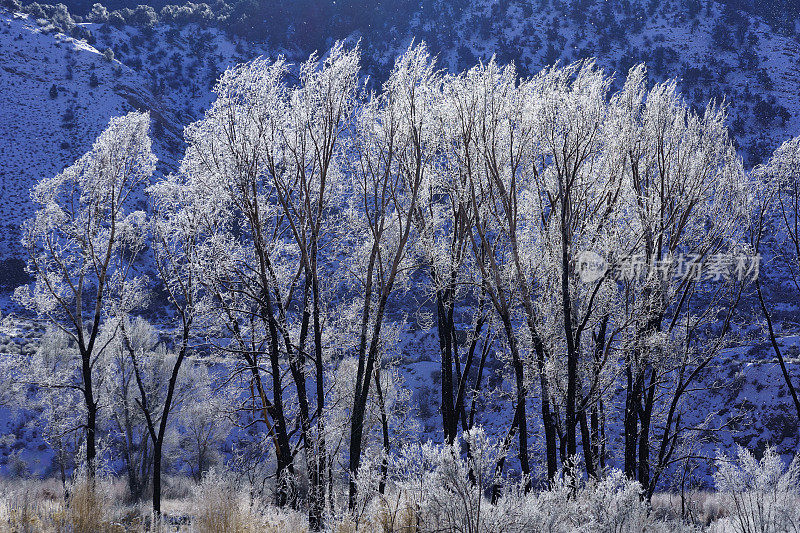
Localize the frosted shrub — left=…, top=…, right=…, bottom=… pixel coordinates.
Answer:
left=388, top=428, right=502, bottom=533
left=712, top=446, right=800, bottom=533
left=488, top=478, right=575, bottom=532
left=580, top=470, right=650, bottom=531
left=579, top=470, right=662, bottom=532
left=489, top=469, right=664, bottom=533
left=372, top=430, right=679, bottom=533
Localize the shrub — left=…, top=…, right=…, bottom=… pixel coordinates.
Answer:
left=713, top=446, right=800, bottom=533
left=344, top=429, right=680, bottom=533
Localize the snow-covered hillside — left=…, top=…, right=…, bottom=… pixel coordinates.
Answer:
left=0, top=11, right=272, bottom=260
left=2, top=1, right=799, bottom=260
left=389, top=0, right=800, bottom=162
left=0, top=13, right=173, bottom=259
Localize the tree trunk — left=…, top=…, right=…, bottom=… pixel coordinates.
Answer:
left=624, top=365, right=639, bottom=479
left=560, top=202, right=579, bottom=467
left=638, top=369, right=657, bottom=491
left=349, top=285, right=395, bottom=509
left=309, top=274, right=326, bottom=531
left=499, top=315, right=531, bottom=491
left=579, top=408, right=596, bottom=478
left=348, top=398, right=366, bottom=510
left=757, top=280, right=800, bottom=422
left=83, top=352, right=97, bottom=480
left=374, top=369, right=390, bottom=495
left=152, top=441, right=162, bottom=515
left=491, top=406, right=519, bottom=504
left=533, top=337, right=558, bottom=482
left=436, top=282, right=457, bottom=444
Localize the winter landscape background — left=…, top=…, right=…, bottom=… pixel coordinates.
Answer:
left=0, top=0, right=800, bottom=531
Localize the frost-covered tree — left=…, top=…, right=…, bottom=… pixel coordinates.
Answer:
left=516, top=60, right=624, bottom=480
left=104, top=317, right=158, bottom=500
left=105, top=315, right=204, bottom=507
left=130, top=171, right=206, bottom=515
left=341, top=43, right=434, bottom=510
left=266, top=42, right=360, bottom=528
left=413, top=61, right=498, bottom=449
left=174, top=362, right=234, bottom=484
left=609, top=66, right=750, bottom=495
left=3, top=327, right=85, bottom=492
left=450, top=58, right=540, bottom=490
left=752, top=136, right=800, bottom=423
left=14, top=111, right=154, bottom=478
left=181, top=44, right=360, bottom=523
left=180, top=53, right=298, bottom=507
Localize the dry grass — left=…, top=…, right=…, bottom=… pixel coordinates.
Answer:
left=0, top=492, right=67, bottom=533
left=0, top=477, right=149, bottom=533
left=0, top=475, right=312, bottom=533
left=4, top=475, right=783, bottom=532
left=0, top=478, right=67, bottom=533
left=191, top=473, right=307, bottom=533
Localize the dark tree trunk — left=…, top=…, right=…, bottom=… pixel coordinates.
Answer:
left=436, top=281, right=457, bottom=444
left=533, top=337, right=558, bottom=482
left=309, top=270, right=327, bottom=531
left=491, top=406, right=520, bottom=504
left=374, top=369, right=390, bottom=495
left=348, top=294, right=390, bottom=510
left=562, top=240, right=578, bottom=467
left=150, top=346, right=188, bottom=516
left=152, top=441, right=162, bottom=514
left=82, top=351, right=97, bottom=479
left=758, top=280, right=800, bottom=422
left=638, top=369, right=657, bottom=490
left=499, top=315, right=531, bottom=491
left=624, top=365, right=639, bottom=479
left=579, top=408, right=596, bottom=479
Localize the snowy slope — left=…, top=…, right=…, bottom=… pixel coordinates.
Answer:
left=2, top=1, right=799, bottom=260
left=391, top=0, right=800, bottom=162
left=0, top=12, right=184, bottom=260
left=0, top=12, right=275, bottom=260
